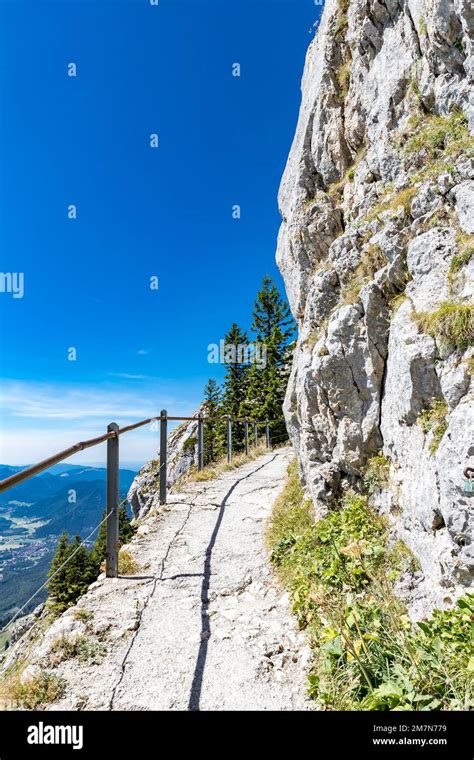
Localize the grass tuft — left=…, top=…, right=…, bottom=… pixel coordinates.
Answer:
left=403, top=110, right=471, bottom=161
left=118, top=549, right=140, bottom=576
left=415, top=302, right=474, bottom=352
left=449, top=232, right=474, bottom=282
left=51, top=635, right=105, bottom=664
left=363, top=454, right=390, bottom=494
left=337, top=61, right=351, bottom=100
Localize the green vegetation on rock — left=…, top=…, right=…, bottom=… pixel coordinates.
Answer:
left=417, top=400, right=449, bottom=454
left=268, top=462, right=473, bottom=710
left=449, top=232, right=474, bottom=282
left=342, top=245, right=388, bottom=303
left=0, top=669, right=65, bottom=709
left=363, top=453, right=390, bottom=494
left=403, top=110, right=471, bottom=161
left=415, top=301, right=474, bottom=352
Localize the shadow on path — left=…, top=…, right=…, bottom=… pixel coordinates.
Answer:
left=187, top=453, right=279, bottom=711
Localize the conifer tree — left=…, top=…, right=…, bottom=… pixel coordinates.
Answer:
left=48, top=533, right=92, bottom=614
left=221, top=323, right=249, bottom=449
left=48, top=502, right=136, bottom=613
left=252, top=275, right=294, bottom=352
left=65, top=536, right=92, bottom=603
left=202, top=378, right=222, bottom=463
left=89, top=517, right=106, bottom=576
left=119, top=501, right=135, bottom=544
left=240, top=276, right=295, bottom=442
left=47, top=532, right=70, bottom=613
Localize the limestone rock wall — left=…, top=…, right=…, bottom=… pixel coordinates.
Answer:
left=277, top=0, right=473, bottom=611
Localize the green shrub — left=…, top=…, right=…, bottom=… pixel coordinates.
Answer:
left=52, top=635, right=104, bottom=664
left=363, top=454, right=390, bottom=494
left=268, top=462, right=473, bottom=711
left=415, top=302, right=474, bottom=352
left=1, top=671, right=65, bottom=709
left=183, top=436, right=197, bottom=454
left=73, top=608, right=92, bottom=622
left=118, top=548, right=140, bottom=576
left=418, top=399, right=448, bottom=454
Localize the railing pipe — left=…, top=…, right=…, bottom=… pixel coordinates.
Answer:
left=244, top=417, right=249, bottom=456
left=197, top=413, right=204, bottom=471
left=106, top=423, right=120, bottom=578
left=0, top=431, right=117, bottom=493
left=227, top=415, right=232, bottom=464
left=159, top=409, right=168, bottom=505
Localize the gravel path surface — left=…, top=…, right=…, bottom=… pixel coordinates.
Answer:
left=9, top=448, right=314, bottom=711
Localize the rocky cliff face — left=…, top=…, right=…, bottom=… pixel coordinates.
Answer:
left=277, top=0, right=473, bottom=612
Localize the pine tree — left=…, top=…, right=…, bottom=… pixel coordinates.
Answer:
left=202, top=378, right=222, bottom=463
left=221, top=323, right=249, bottom=449
left=47, top=532, right=70, bottom=613
left=48, top=533, right=92, bottom=614
left=241, top=276, right=295, bottom=442
left=252, top=275, right=294, bottom=352
left=64, top=536, right=92, bottom=603
left=119, top=501, right=135, bottom=544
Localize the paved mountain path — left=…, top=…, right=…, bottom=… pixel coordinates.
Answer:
left=11, top=448, right=313, bottom=711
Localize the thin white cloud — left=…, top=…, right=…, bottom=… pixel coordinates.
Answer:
left=0, top=427, right=160, bottom=466
left=0, top=380, right=198, bottom=422
left=137, top=349, right=149, bottom=356
left=0, top=379, right=200, bottom=464
left=0, top=384, right=150, bottom=420
left=108, top=373, right=151, bottom=380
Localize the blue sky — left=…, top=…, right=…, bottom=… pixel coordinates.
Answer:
left=0, top=0, right=323, bottom=466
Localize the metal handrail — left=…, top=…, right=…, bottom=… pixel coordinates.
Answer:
left=0, top=410, right=285, bottom=578
left=0, top=418, right=153, bottom=493
left=0, top=414, right=280, bottom=494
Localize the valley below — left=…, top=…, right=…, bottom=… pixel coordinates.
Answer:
left=0, top=463, right=138, bottom=640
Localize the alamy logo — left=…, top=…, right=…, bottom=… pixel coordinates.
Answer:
left=207, top=340, right=267, bottom=368
left=27, top=722, right=83, bottom=750
left=0, top=272, right=24, bottom=299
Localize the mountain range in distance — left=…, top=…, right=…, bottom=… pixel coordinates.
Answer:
left=0, top=463, right=138, bottom=514
left=0, top=462, right=140, bottom=632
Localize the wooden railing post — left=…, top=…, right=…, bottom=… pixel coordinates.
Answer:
left=244, top=417, right=249, bottom=456
left=106, top=422, right=119, bottom=578
left=265, top=419, right=270, bottom=448
left=159, top=409, right=168, bottom=505
left=253, top=421, right=258, bottom=448
left=198, top=413, right=204, bottom=471
left=227, top=415, right=232, bottom=464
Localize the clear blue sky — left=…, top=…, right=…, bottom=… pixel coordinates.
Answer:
left=0, top=0, right=323, bottom=466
